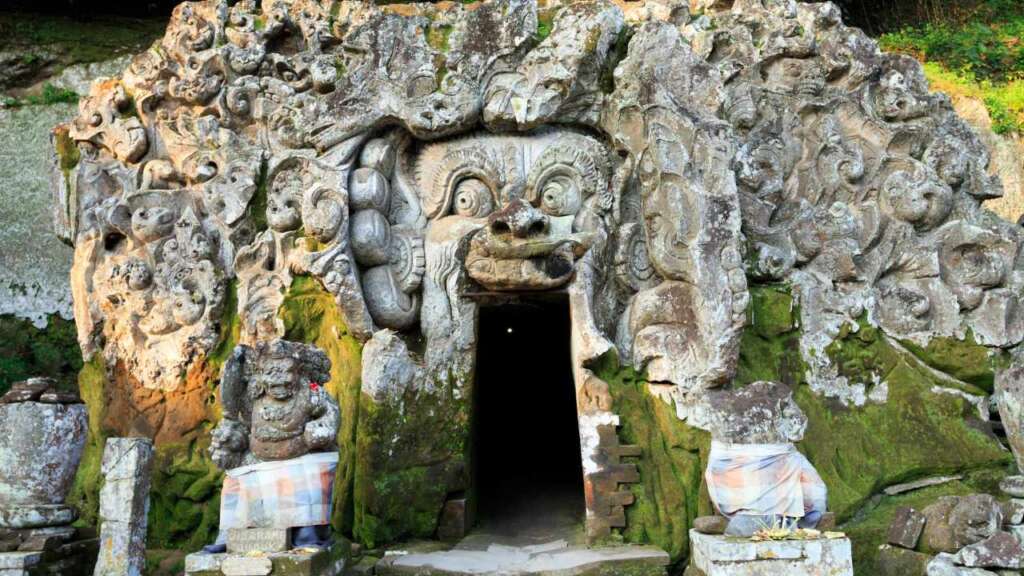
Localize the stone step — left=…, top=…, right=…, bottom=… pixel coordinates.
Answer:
left=374, top=541, right=669, bottom=576
left=687, top=530, right=853, bottom=576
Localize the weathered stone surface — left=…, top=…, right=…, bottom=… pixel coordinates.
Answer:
left=923, top=495, right=1004, bottom=554
left=692, top=516, right=728, bottom=535
left=928, top=552, right=999, bottom=576
left=0, top=399, right=87, bottom=529
left=889, top=506, right=927, bottom=549
left=688, top=531, right=853, bottom=576
left=1001, top=477, right=1024, bottom=498
left=221, top=556, right=272, bottom=576
left=376, top=540, right=669, bottom=576
left=0, top=102, right=76, bottom=327
left=877, top=544, right=932, bottom=576
left=211, top=340, right=340, bottom=470
left=93, top=437, right=154, bottom=576
left=44, top=0, right=1024, bottom=566
left=226, top=528, right=291, bottom=554
left=955, top=532, right=1024, bottom=569
left=1003, top=500, right=1024, bottom=526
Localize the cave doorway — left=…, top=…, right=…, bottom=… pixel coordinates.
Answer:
left=472, top=296, right=586, bottom=537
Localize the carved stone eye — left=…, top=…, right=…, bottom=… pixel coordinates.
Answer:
left=537, top=174, right=581, bottom=217
left=452, top=178, right=494, bottom=218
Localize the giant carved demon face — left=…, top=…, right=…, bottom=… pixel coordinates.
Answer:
left=404, top=130, right=613, bottom=292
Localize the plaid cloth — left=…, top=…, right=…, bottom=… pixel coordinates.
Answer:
left=219, top=452, right=338, bottom=530
left=705, top=441, right=827, bottom=520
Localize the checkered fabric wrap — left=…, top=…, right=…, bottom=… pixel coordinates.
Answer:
left=219, top=452, right=338, bottom=529
left=705, top=441, right=827, bottom=520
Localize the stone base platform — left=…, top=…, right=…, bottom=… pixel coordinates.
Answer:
left=0, top=536, right=98, bottom=576
left=685, top=530, right=853, bottom=576
left=185, top=540, right=350, bottom=576
left=374, top=539, right=670, bottom=575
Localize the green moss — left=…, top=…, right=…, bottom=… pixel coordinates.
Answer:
left=53, top=125, right=80, bottom=174
left=899, top=331, right=1008, bottom=392
left=842, top=468, right=1010, bottom=574
left=0, top=314, right=83, bottom=396
left=536, top=8, right=558, bottom=42
left=67, top=354, right=109, bottom=528
left=426, top=24, right=453, bottom=53
left=733, top=282, right=1010, bottom=572
left=735, top=285, right=802, bottom=387
left=353, top=371, right=471, bottom=549
left=595, top=353, right=711, bottom=566
left=147, top=442, right=223, bottom=550
left=279, top=275, right=364, bottom=535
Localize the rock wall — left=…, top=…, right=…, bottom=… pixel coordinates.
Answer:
left=42, top=0, right=1024, bottom=573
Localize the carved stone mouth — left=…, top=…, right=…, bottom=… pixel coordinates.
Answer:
left=464, top=231, right=589, bottom=291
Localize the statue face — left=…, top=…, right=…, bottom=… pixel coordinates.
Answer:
left=405, top=130, right=612, bottom=291
left=254, top=354, right=302, bottom=401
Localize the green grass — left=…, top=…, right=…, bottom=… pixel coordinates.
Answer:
left=918, top=62, right=1024, bottom=134
left=0, top=13, right=166, bottom=67
left=880, top=1, right=1024, bottom=134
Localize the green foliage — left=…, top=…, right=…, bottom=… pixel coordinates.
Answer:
left=918, top=61, right=1024, bottom=135
left=536, top=8, right=558, bottom=42
left=0, top=13, right=166, bottom=67
left=4, top=83, right=79, bottom=108
left=0, top=314, right=82, bottom=396
left=880, top=17, right=1024, bottom=83
left=878, top=0, right=1024, bottom=134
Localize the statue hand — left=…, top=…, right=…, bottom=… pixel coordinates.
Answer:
left=210, top=418, right=248, bottom=469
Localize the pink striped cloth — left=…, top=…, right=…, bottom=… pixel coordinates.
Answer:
left=705, top=441, right=827, bottom=520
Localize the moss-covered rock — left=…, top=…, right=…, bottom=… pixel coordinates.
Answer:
left=353, top=374, right=470, bottom=549
left=279, top=274, right=363, bottom=534
left=595, top=354, right=712, bottom=566
left=737, top=283, right=1011, bottom=573
left=842, top=469, right=1009, bottom=574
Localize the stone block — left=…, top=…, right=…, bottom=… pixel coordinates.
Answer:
left=0, top=552, right=40, bottom=570
left=688, top=530, right=853, bottom=576
left=1001, top=476, right=1024, bottom=498
left=1004, top=500, right=1024, bottom=526
left=693, top=516, right=728, bottom=535
left=437, top=498, right=472, bottom=542
left=876, top=544, right=931, bottom=576
left=222, top=557, right=273, bottom=576
left=227, top=528, right=291, bottom=554
left=93, top=437, right=154, bottom=576
left=889, top=506, right=927, bottom=549
left=955, top=532, right=1024, bottom=569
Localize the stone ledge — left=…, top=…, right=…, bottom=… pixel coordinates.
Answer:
left=688, top=530, right=853, bottom=576
left=184, top=540, right=350, bottom=576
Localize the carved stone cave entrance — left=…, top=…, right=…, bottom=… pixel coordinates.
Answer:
left=472, top=295, right=586, bottom=538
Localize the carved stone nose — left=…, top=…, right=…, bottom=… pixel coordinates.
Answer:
left=488, top=199, right=548, bottom=239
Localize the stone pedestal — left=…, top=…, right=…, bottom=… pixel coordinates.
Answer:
left=184, top=539, right=351, bottom=576
left=0, top=534, right=99, bottom=576
left=687, top=530, right=854, bottom=576
left=93, top=437, right=155, bottom=576
left=0, top=399, right=87, bottom=536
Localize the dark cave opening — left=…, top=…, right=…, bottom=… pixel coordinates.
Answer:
left=472, top=296, right=586, bottom=535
